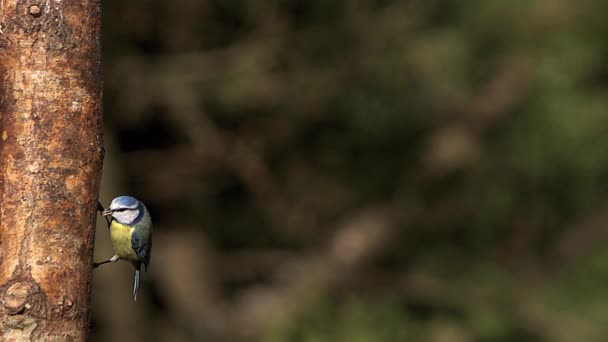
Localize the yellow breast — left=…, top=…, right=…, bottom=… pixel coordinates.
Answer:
left=110, top=221, right=140, bottom=262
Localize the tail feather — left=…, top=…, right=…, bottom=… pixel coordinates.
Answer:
left=133, top=264, right=141, bottom=301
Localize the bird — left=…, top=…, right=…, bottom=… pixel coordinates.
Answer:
left=94, top=196, right=152, bottom=301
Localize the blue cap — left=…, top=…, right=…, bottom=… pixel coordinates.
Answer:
left=112, top=196, right=139, bottom=208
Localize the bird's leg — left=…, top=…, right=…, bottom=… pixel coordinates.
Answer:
left=93, top=254, right=119, bottom=268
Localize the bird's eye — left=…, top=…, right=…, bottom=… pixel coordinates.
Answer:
left=116, top=208, right=127, bottom=212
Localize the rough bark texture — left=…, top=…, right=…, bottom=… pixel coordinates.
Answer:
left=0, top=0, right=103, bottom=340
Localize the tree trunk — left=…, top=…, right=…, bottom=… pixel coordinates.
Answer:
left=0, top=0, right=103, bottom=340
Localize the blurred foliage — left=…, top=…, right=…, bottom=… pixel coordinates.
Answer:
left=93, top=0, right=608, bottom=341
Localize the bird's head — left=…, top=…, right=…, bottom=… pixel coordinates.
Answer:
left=103, top=196, right=143, bottom=225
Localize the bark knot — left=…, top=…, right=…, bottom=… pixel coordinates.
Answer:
left=1, top=271, right=47, bottom=318
left=4, top=282, right=32, bottom=315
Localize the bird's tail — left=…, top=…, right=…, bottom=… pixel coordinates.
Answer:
left=133, top=264, right=141, bottom=301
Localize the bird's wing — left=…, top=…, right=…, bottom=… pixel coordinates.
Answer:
left=131, top=229, right=151, bottom=271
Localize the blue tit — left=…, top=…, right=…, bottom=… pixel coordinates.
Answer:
left=94, top=196, right=152, bottom=301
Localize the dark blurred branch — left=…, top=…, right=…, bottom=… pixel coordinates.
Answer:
left=228, top=206, right=395, bottom=338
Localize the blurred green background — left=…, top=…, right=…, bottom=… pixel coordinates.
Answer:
left=91, top=1, right=608, bottom=341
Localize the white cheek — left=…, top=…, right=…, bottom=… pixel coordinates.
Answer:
left=113, top=212, right=129, bottom=223
left=113, top=210, right=139, bottom=224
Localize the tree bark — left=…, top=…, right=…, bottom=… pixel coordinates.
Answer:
left=0, top=0, right=103, bottom=340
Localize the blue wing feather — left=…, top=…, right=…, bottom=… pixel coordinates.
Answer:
left=131, top=230, right=151, bottom=271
